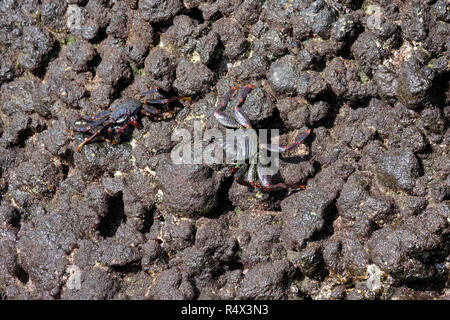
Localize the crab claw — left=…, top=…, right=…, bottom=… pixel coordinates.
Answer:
left=262, top=128, right=311, bottom=153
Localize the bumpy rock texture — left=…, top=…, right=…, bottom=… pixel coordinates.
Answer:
left=0, top=0, right=449, bottom=300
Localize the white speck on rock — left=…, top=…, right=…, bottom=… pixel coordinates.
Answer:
left=366, top=264, right=382, bottom=292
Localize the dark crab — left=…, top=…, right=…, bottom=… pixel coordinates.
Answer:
left=213, top=85, right=311, bottom=192
left=71, top=87, right=190, bottom=152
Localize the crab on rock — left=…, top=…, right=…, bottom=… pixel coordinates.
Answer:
left=213, top=85, right=311, bottom=192
left=71, top=87, right=190, bottom=152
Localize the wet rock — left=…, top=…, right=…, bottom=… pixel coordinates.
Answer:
left=216, top=269, right=243, bottom=299
left=117, top=271, right=154, bottom=299
left=97, top=238, right=142, bottom=267
left=397, top=59, right=433, bottom=109
left=324, top=57, right=377, bottom=104
left=254, top=29, right=288, bottom=60
left=281, top=188, right=335, bottom=250
left=0, top=53, right=15, bottom=84
left=144, top=48, right=177, bottom=91
left=296, top=71, right=328, bottom=99
left=237, top=260, right=294, bottom=299
left=396, top=194, right=428, bottom=217
left=277, top=97, right=310, bottom=129
left=41, top=0, right=68, bottom=31
left=233, top=211, right=283, bottom=266
left=376, top=148, right=420, bottom=193
left=309, top=101, right=330, bottom=125
left=227, top=181, right=275, bottom=211
left=195, top=217, right=237, bottom=261
left=0, top=0, right=449, bottom=301
left=330, top=13, right=359, bottom=42
left=141, top=239, right=166, bottom=271
left=106, top=9, right=128, bottom=39
left=73, top=135, right=134, bottom=178
left=44, top=58, right=87, bottom=108
left=61, top=266, right=119, bottom=300
left=351, top=31, right=388, bottom=76
left=431, top=0, right=450, bottom=22
left=65, top=40, right=97, bottom=73
left=138, top=119, right=176, bottom=155
left=139, top=0, right=183, bottom=23
left=213, top=17, right=248, bottom=60
left=362, top=3, right=399, bottom=41
left=7, top=150, right=64, bottom=209
left=368, top=205, right=449, bottom=281
left=161, top=15, right=202, bottom=54
left=73, top=240, right=99, bottom=268
left=0, top=226, right=18, bottom=277
left=146, top=267, right=195, bottom=299
left=126, top=15, right=153, bottom=66
left=259, top=1, right=293, bottom=32
left=174, top=246, right=219, bottom=289
left=228, top=54, right=270, bottom=82
left=292, top=0, right=337, bottom=40
left=293, top=242, right=327, bottom=280
left=267, top=55, right=300, bottom=95
left=235, top=0, right=264, bottom=26
left=96, top=46, right=132, bottom=88
left=239, top=86, right=273, bottom=124
left=323, top=234, right=370, bottom=277
left=346, top=281, right=378, bottom=300
left=17, top=215, right=70, bottom=297
left=17, top=26, right=55, bottom=72
left=173, top=59, right=215, bottom=96
left=400, top=0, right=432, bottom=42
left=160, top=216, right=195, bottom=252
left=0, top=78, right=51, bottom=118
left=156, top=157, right=221, bottom=217
left=197, top=32, right=219, bottom=66
left=373, top=63, right=399, bottom=104
left=337, top=171, right=394, bottom=237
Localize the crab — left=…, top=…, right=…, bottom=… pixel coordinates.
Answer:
left=213, top=85, right=311, bottom=192
left=71, top=87, right=190, bottom=152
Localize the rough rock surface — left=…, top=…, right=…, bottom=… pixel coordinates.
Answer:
left=0, top=0, right=448, bottom=300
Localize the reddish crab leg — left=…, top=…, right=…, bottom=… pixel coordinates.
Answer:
left=142, top=97, right=191, bottom=105
left=142, top=105, right=177, bottom=120
left=262, top=128, right=311, bottom=153
left=214, top=87, right=239, bottom=112
left=234, top=164, right=255, bottom=188
left=255, top=162, right=306, bottom=191
left=233, top=85, right=255, bottom=128
left=214, top=87, right=240, bottom=128
left=76, top=121, right=112, bottom=152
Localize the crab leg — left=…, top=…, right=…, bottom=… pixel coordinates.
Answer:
left=255, top=162, right=306, bottom=192
left=71, top=118, right=111, bottom=133
left=139, top=87, right=190, bottom=106
left=262, top=128, right=311, bottom=153
left=76, top=122, right=112, bottom=152
left=142, top=105, right=177, bottom=120
left=234, top=164, right=254, bottom=188
left=247, top=162, right=257, bottom=185
left=142, top=97, right=191, bottom=105
left=232, top=85, right=255, bottom=128
left=214, top=87, right=240, bottom=128
left=137, top=87, right=160, bottom=99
